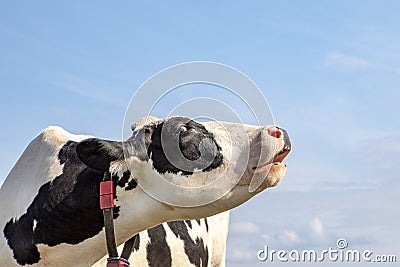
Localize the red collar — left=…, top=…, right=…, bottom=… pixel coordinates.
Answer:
left=100, top=171, right=138, bottom=267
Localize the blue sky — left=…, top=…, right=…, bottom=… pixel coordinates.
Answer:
left=1, top=1, right=399, bottom=266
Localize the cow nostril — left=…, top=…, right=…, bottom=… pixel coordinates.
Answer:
left=267, top=127, right=282, bottom=139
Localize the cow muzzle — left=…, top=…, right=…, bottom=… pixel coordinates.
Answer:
left=247, top=126, right=291, bottom=192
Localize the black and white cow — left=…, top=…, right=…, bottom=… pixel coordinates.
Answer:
left=94, top=212, right=230, bottom=267
left=0, top=116, right=291, bottom=266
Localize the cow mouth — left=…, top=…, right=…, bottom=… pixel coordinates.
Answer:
left=273, top=147, right=291, bottom=164
left=251, top=146, right=291, bottom=173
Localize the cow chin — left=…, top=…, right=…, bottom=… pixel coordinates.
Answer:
left=256, top=163, right=287, bottom=192
left=234, top=163, right=285, bottom=194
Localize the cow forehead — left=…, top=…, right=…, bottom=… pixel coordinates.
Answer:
left=202, top=120, right=260, bottom=135
left=133, top=116, right=261, bottom=135
left=199, top=121, right=263, bottom=153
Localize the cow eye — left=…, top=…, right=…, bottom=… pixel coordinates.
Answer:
left=178, top=126, right=187, bottom=134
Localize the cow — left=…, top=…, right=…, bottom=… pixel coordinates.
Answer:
left=0, top=116, right=291, bottom=266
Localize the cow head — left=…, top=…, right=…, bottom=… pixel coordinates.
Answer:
left=76, top=116, right=291, bottom=218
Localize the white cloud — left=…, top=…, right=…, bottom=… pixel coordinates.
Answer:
left=230, top=221, right=260, bottom=234
left=325, top=52, right=371, bottom=70
left=310, top=217, right=324, bottom=237
left=262, top=229, right=301, bottom=246
left=282, top=230, right=300, bottom=244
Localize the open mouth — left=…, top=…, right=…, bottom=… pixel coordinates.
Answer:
left=273, top=146, right=291, bottom=164
left=252, top=146, right=291, bottom=172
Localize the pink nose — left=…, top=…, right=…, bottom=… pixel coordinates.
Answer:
left=267, top=126, right=283, bottom=138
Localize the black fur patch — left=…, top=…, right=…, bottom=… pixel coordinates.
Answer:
left=146, top=225, right=172, bottom=267
left=185, top=220, right=192, bottom=228
left=3, top=216, right=40, bottom=265
left=133, top=234, right=140, bottom=252
left=114, top=170, right=131, bottom=188
left=167, top=221, right=209, bottom=267
left=3, top=141, right=126, bottom=265
left=147, top=117, right=223, bottom=175
left=125, top=178, right=138, bottom=191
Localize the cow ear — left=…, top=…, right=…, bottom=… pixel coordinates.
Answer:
left=76, top=138, right=124, bottom=172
